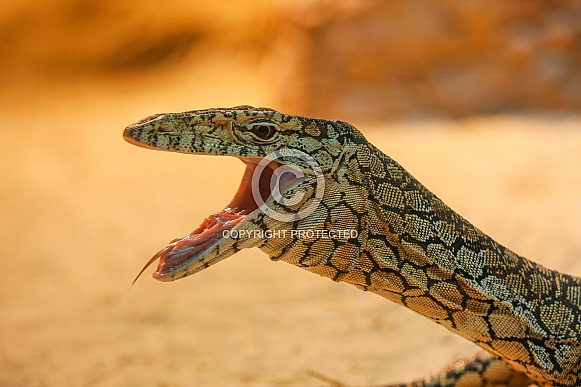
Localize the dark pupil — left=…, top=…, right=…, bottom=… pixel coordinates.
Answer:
left=254, top=125, right=272, bottom=139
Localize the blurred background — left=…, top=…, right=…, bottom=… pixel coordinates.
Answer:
left=1, top=0, right=580, bottom=385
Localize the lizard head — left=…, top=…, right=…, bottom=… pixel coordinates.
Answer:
left=124, top=106, right=357, bottom=282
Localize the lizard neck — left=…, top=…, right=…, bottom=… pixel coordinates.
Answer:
left=349, top=140, right=581, bottom=383
left=262, top=132, right=581, bottom=383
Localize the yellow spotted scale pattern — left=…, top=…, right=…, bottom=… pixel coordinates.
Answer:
left=124, top=106, right=581, bottom=387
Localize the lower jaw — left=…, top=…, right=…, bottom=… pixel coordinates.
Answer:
left=133, top=157, right=303, bottom=282
left=154, top=211, right=249, bottom=275
left=138, top=159, right=272, bottom=280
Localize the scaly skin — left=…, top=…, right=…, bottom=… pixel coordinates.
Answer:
left=124, top=106, right=581, bottom=386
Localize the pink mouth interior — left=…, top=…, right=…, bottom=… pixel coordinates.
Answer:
left=132, top=159, right=275, bottom=284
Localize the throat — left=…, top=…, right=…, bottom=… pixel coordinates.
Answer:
left=224, top=159, right=273, bottom=213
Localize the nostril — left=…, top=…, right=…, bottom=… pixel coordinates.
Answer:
left=156, top=123, right=174, bottom=133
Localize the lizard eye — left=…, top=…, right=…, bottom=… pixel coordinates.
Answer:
left=249, top=124, right=278, bottom=142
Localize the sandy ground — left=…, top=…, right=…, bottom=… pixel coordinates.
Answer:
left=1, top=66, right=581, bottom=386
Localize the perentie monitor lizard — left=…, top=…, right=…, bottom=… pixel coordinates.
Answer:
left=123, top=106, right=581, bottom=387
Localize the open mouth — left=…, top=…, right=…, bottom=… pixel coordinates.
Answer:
left=132, top=158, right=301, bottom=283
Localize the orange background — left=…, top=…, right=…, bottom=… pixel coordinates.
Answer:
left=1, top=1, right=580, bottom=385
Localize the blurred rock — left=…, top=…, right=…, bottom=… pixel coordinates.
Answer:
left=3, top=0, right=580, bottom=120
left=0, top=0, right=273, bottom=83
left=273, top=0, right=581, bottom=120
